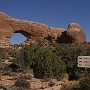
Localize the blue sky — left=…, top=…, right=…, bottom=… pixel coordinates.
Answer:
left=0, top=0, right=90, bottom=44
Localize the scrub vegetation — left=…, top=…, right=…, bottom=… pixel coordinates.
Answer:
left=0, top=41, right=90, bottom=89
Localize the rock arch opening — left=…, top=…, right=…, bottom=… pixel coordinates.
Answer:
left=9, top=30, right=29, bottom=45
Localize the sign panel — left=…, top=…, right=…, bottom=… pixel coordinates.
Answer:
left=78, top=56, right=90, bottom=68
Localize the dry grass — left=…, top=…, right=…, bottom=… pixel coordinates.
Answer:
left=61, top=80, right=79, bottom=90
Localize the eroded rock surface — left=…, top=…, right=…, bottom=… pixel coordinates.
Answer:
left=66, top=23, right=86, bottom=43
left=0, top=12, right=86, bottom=47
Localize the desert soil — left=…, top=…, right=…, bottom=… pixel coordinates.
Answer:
left=0, top=75, right=63, bottom=90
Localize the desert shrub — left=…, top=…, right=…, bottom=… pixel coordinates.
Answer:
left=0, top=63, right=8, bottom=70
left=8, top=63, right=19, bottom=72
left=21, top=43, right=40, bottom=68
left=55, top=45, right=85, bottom=80
left=61, top=81, right=79, bottom=90
left=0, top=84, right=9, bottom=90
left=9, top=86, right=20, bottom=90
left=61, top=74, right=69, bottom=83
left=9, top=72, right=17, bottom=77
left=2, top=69, right=11, bottom=75
left=14, top=78, right=30, bottom=89
left=0, top=48, right=7, bottom=60
left=9, top=43, right=40, bottom=70
left=8, top=59, right=15, bottom=62
left=19, top=74, right=32, bottom=80
left=79, top=73, right=90, bottom=90
left=48, top=80, right=55, bottom=87
left=33, top=48, right=66, bottom=80
left=85, top=47, right=90, bottom=56
left=9, top=86, right=29, bottom=90
left=42, top=76, right=51, bottom=82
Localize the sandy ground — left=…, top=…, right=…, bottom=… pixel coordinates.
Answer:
left=0, top=75, right=63, bottom=90
left=0, top=75, right=15, bottom=86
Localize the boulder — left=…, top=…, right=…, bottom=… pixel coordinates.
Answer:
left=66, top=23, right=86, bottom=43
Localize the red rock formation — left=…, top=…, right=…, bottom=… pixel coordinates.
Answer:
left=0, top=12, right=50, bottom=46
left=48, top=28, right=65, bottom=43
left=0, top=12, right=86, bottom=47
left=66, top=23, right=86, bottom=43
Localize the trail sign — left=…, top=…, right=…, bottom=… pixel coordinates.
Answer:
left=78, top=56, right=90, bottom=68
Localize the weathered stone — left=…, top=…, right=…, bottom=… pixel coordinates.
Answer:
left=48, top=28, right=65, bottom=42
left=66, top=23, right=86, bottom=43
left=0, top=12, right=86, bottom=47
left=48, top=28, right=72, bottom=43
left=0, top=12, right=50, bottom=46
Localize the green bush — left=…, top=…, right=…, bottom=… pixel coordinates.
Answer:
left=33, top=48, right=66, bottom=80
left=55, top=45, right=85, bottom=80
left=10, top=43, right=40, bottom=70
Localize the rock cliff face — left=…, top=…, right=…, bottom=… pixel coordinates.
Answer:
left=0, top=12, right=86, bottom=47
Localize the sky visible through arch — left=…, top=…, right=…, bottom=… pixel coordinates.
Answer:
left=0, top=0, right=90, bottom=44
left=9, top=33, right=27, bottom=45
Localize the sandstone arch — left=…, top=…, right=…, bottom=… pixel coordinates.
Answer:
left=10, top=30, right=28, bottom=44
left=0, top=12, right=50, bottom=46
left=14, top=30, right=30, bottom=38
left=0, top=12, right=86, bottom=47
